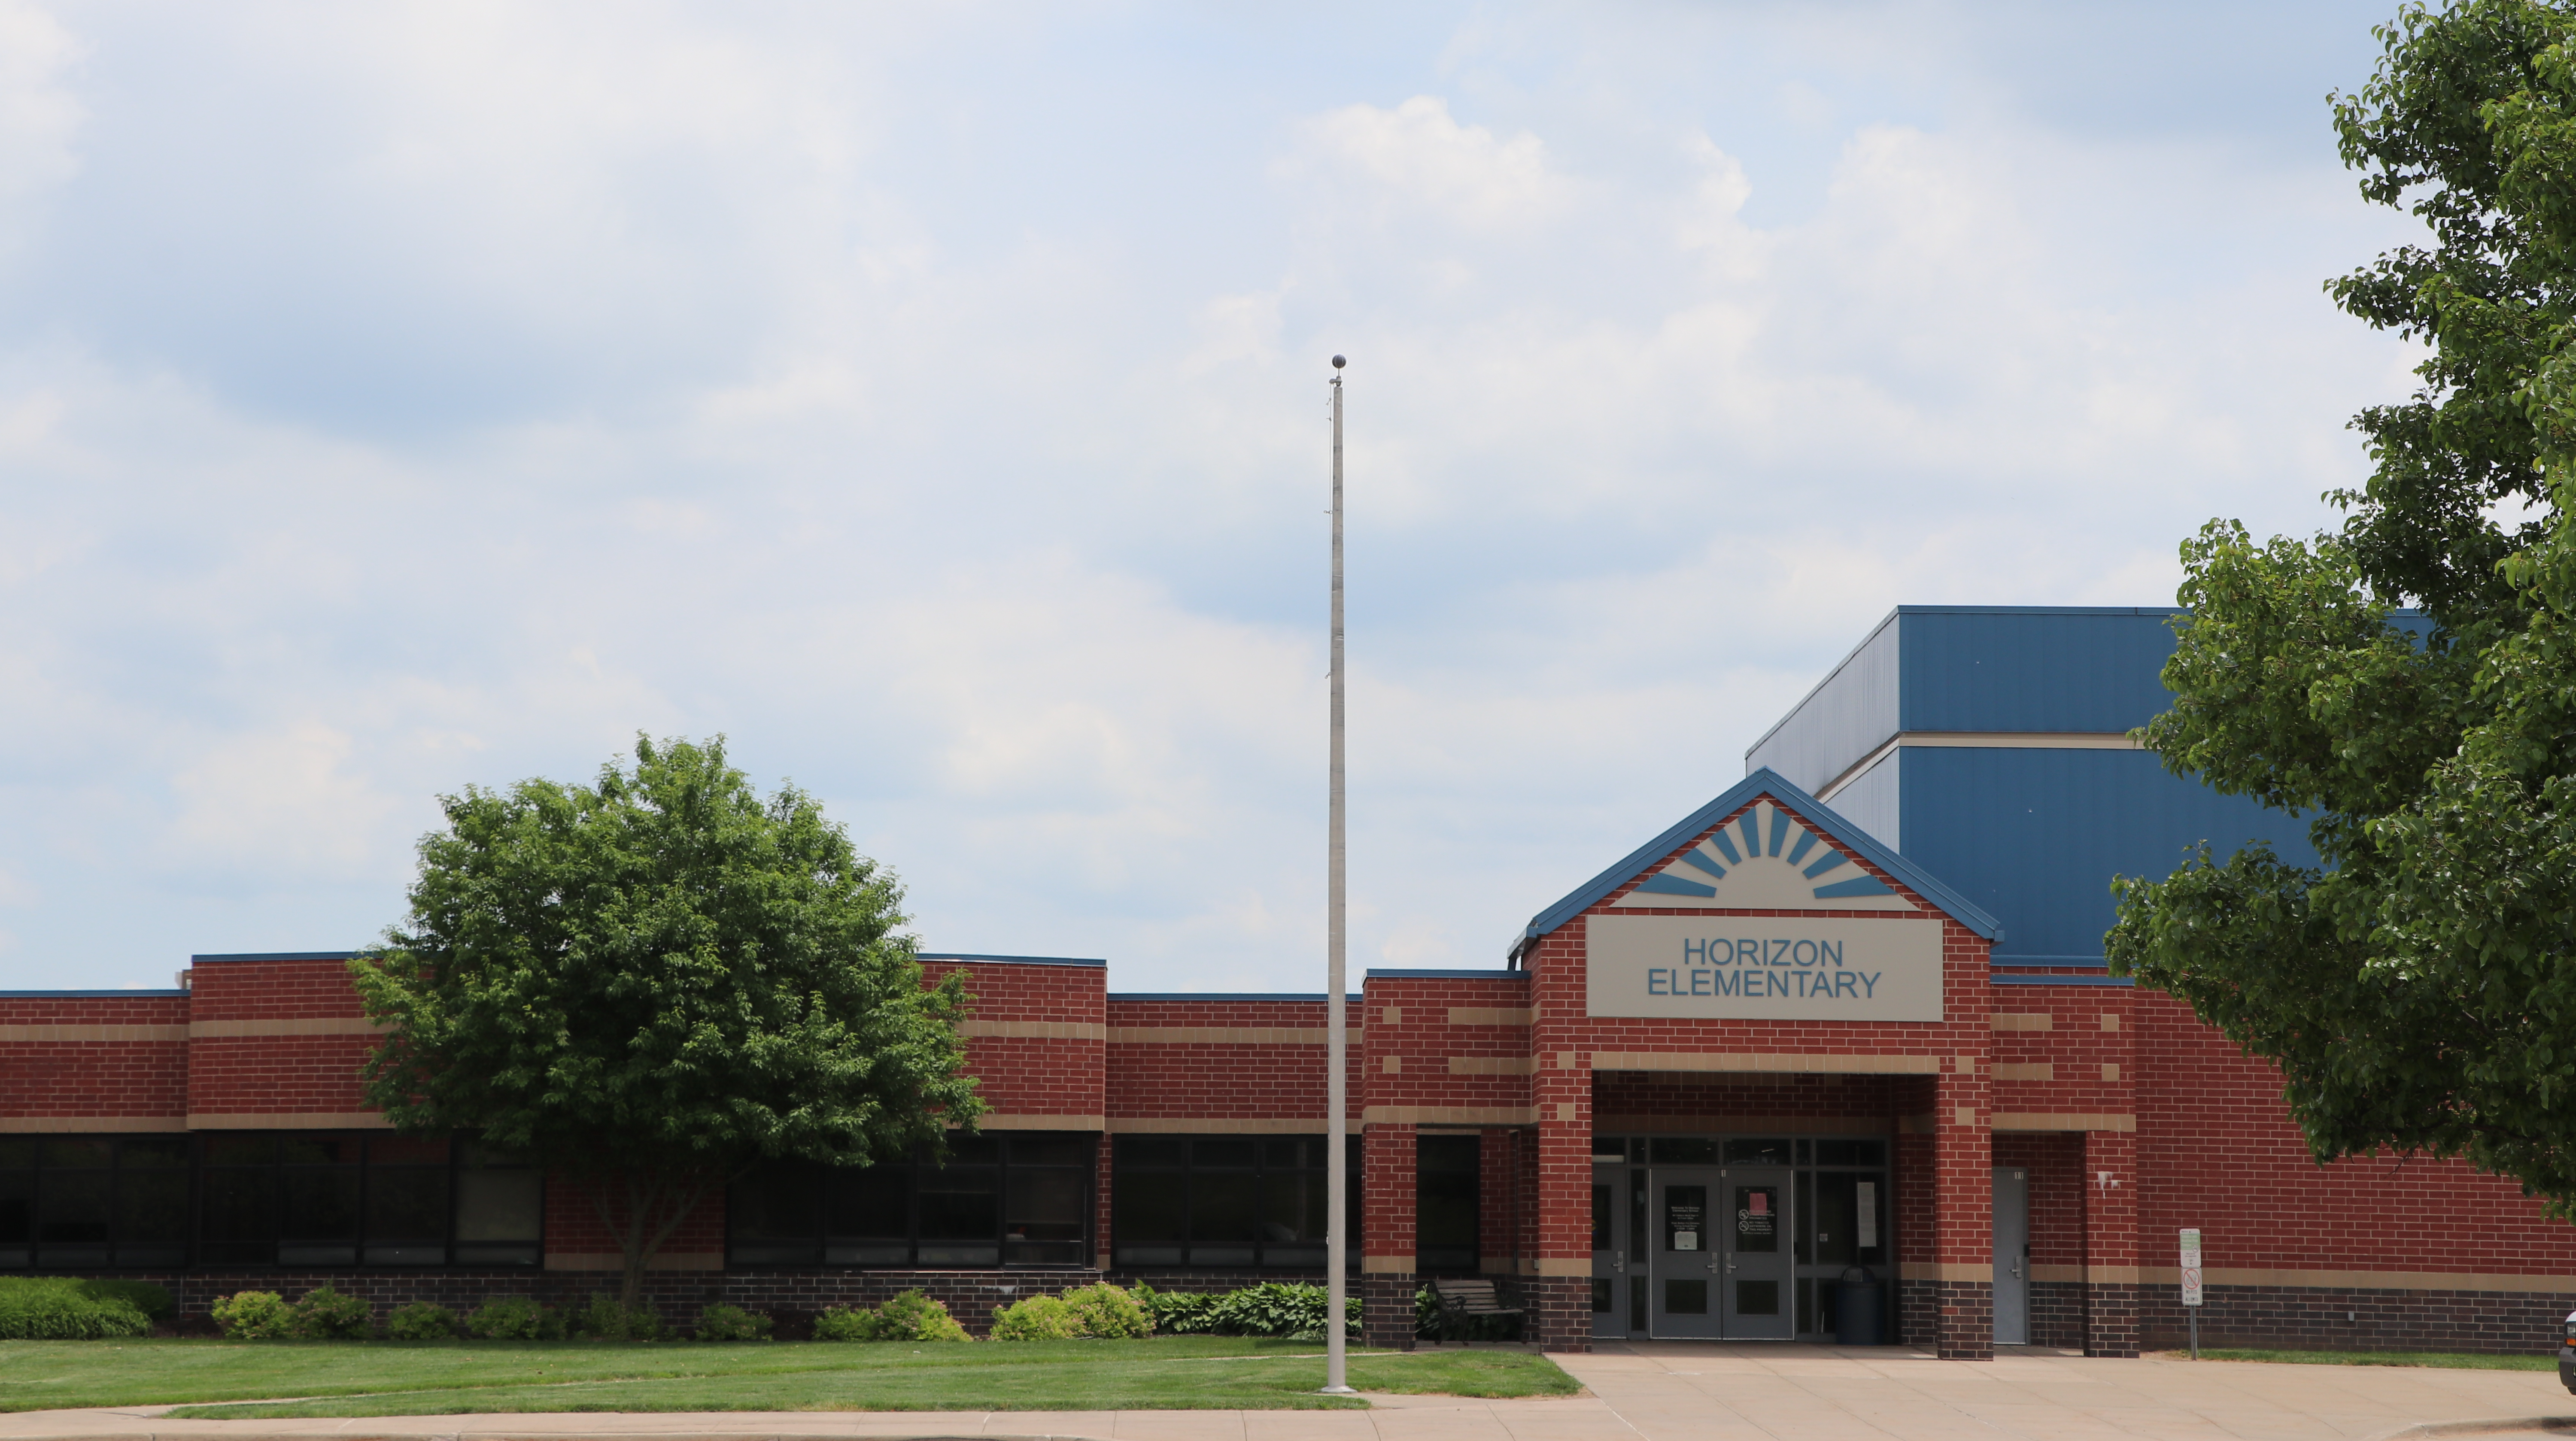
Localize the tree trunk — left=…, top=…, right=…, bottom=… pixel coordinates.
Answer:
left=581, top=1167, right=716, bottom=1314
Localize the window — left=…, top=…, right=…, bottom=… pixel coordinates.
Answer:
left=1416, top=1134, right=1480, bottom=1274
left=728, top=1133, right=1095, bottom=1270
left=0, top=1136, right=191, bottom=1271
left=194, top=1133, right=541, bottom=1270
left=1111, top=1135, right=1357, bottom=1269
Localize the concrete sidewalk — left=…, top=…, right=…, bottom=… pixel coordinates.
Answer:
left=3, top=1343, right=2573, bottom=1441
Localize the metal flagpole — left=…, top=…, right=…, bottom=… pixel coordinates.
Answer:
left=1323, top=353, right=1355, bottom=1395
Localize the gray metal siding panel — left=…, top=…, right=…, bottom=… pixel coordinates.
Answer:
left=1896, top=746, right=2320, bottom=963
left=1896, top=609, right=2181, bottom=735
left=1744, top=613, right=1900, bottom=791
left=1826, top=748, right=1899, bottom=849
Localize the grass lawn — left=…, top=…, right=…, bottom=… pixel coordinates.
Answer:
left=0, top=1337, right=1580, bottom=1416
left=2181, top=1348, right=2554, bottom=1371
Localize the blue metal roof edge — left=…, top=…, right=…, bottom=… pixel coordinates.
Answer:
left=917, top=953, right=1106, bottom=968
left=190, top=951, right=355, bottom=964
left=1514, top=767, right=2004, bottom=955
left=1108, top=992, right=1360, bottom=1002
left=0, top=989, right=189, bottom=998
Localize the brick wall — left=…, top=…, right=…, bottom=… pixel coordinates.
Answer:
left=0, top=993, right=189, bottom=1125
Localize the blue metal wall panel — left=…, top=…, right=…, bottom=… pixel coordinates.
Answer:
left=1896, top=608, right=2181, bottom=735
left=1896, top=746, right=2320, bottom=963
left=1745, top=611, right=1901, bottom=791
left=1825, top=748, right=1899, bottom=849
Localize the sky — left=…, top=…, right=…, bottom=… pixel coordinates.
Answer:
left=0, top=0, right=2428, bottom=994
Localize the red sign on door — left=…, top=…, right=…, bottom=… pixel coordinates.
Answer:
left=1749, top=1192, right=1768, bottom=1216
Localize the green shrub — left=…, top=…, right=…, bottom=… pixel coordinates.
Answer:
left=1058, top=1283, right=1151, bottom=1338
left=384, top=1301, right=461, bottom=1340
left=79, top=1279, right=173, bottom=1322
left=0, top=1278, right=154, bottom=1340
left=569, top=1294, right=665, bottom=1341
left=810, top=1304, right=872, bottom=1342
left=865, top=1289, right=970, bottom=1342
left=1130, top=1284, right=1219, bottom=1335
left=692, top=1303, right=772, bottom=1341
left=465, top=1295, right=563, bottom=1340
left=1205, top=1282, right=1358, bottom=1341
left=290, top=1284, right=374, bottom=1339
left=987, top=1294, right=1081, bottom=1340
left=211, top=1289, right=296, bottom=1340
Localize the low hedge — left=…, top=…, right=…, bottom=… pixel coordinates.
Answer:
left=0, top=1278, right=155, bottom=1340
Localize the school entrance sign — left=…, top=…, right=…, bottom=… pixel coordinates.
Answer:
left=1583, top=913, right=1945, bottom=1021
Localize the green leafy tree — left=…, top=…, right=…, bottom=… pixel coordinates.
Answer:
left=352, top=735, right=983, bottom=1305
left=2109, top=0, right=2576, bottom=1215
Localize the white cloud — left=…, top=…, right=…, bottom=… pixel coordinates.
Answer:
left=0, top=2, right=2419, bottom=989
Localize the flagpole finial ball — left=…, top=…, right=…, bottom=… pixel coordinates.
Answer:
left=1331, top=355, right=1346, bottom=369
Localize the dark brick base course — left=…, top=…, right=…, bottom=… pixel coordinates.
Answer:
left=1934, top=1279, right=1993, bottom=1360
left=2141, top=1283, right=2576, bottom=1356
left=1899, top=1277, right=1937, bottom=1349
left=2026, top=1279, right=2083, bottom=1350
left=1361, top=1273, right=1417, bottom=1350
left=1525, top=1276, right=1589, bottom=1353
left=2084, top=1281, right=2139, bottom=1357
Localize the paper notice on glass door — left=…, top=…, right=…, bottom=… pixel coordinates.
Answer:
left=1857, top=1181, right=1878, bottom=1248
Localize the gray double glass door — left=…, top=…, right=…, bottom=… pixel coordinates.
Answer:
left=1649, top=1166, right=1794, bottom=1339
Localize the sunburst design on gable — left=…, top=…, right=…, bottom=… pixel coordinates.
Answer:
left=1609, top=798, right=1915, bottom=912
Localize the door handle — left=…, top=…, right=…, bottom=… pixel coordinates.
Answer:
left=2009, top=1258, right=2022, bottom=1279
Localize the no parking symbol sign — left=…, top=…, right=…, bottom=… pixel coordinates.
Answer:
left=2180, top=1228, right=2203, bottom=1308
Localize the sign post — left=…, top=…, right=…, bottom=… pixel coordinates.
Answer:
left=2179, top=1228, right=2202, bottom=1360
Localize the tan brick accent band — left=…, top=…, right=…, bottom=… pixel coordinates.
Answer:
left=1362, top=1106, right=1539, bottom=1126
left=189, top=1018, right=381, bottom=1038
left=1530, top=1257, right=1592, bottom=1277
left=1106, top=1027, right=1328, bottom=1045
left=1447, top=1056, right=1535, bottom=1076
left=1592, top=1052, right=1942, bottom=1075
left=1446, top=1008, right=1532, bottom=1027
left=1993, top=1063, right=2054, bottom=1082
left=1594, top=1115, right=1891, bottom=1135
left=0, top=1025, right=189, bottom=1043
left=1105, top=1117, right=1343, bottom=1134
left=1361, top=1256, right=1413, bottom=1274
left=0, top=1116, right=189, bottom=1132
left=1992, top=1112, right=2135, bottom=1132
left=977, top=1113, right=1105, bottom=1131
left=185, top=1112, right=393, bottom=1130
left=2139, top=1266, right=2576, bottom=1292
left=962, top=1021, right=1108, bottom=1041
left=1991, top=1014, right=2053, bottom=1031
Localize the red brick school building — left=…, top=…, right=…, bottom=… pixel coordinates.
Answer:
left=5, top=607, right=2573, bottom=1355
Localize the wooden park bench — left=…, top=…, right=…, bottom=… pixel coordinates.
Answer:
left=1429, top=1277, right=1524, bottom=1336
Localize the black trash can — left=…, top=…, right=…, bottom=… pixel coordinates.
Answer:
left=1835, top=1265, right=1884, bottom=1346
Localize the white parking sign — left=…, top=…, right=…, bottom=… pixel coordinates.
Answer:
left=2180, top=1228, right=2203, bottom=1308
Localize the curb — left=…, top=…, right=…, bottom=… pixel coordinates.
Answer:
left=2369, top=1418, right=2576, bottom=1440
left=0, top=1435, right=1096, bottom=1441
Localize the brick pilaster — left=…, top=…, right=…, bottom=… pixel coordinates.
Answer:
left=1361, top=1120, right=1417, bottom=1348
left=2083, top=1126, right=2140, bottom=1356
left=1934, top=1060, right=1993, bottom=1360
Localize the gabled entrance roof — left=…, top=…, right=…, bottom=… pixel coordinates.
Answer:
left=1511, top=766, right=2004, bottom=960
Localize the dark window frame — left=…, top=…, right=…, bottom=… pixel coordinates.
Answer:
left=1110, top=1134, right=1360, bottom=1271
left=726, top=1132, right=1097, bottom=1271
